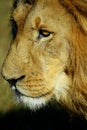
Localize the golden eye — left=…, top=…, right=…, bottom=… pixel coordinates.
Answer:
left=39, top=29, right=51, bottom=38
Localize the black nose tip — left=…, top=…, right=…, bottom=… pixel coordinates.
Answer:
left=8, top=75, right=25, bottom=87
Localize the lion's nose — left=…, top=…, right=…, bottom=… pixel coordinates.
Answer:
left=7, top=75, right=25, bottom=88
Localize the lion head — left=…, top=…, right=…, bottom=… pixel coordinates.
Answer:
left=1, top=0, right=87, bottom=119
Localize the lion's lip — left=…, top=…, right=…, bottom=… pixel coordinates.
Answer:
left=10, top=85, right=53, bottom=98
left=11, top=85, right=16, bottom=90
left=11, top=85, right=24, bottom=97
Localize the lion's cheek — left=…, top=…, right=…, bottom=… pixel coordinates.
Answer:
left=53, top=72, right=71, bottom=103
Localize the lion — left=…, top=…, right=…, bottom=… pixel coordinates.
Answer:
left=1, top=0, right=87, bottom=119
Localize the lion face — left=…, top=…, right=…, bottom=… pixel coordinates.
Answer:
left=2, top=0, right=87, bottom=116
left=2, top=0, right=72, bottom=109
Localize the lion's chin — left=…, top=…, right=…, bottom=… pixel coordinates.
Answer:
left=16, top=95, right=48, bottom=111
left=11, top=85, right=52, bottom=110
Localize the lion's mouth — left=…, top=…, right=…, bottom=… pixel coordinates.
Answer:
left=10, top=85, right=53, bottom=99
left=11, top=85, right=25, bottom=97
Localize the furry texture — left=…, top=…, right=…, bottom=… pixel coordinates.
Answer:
left=1, top=0, right=87, bottom=119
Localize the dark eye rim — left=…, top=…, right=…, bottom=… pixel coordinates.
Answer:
left=39, top=29, right=51, bottom=38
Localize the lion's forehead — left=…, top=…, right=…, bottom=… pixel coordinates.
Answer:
left=12, top=0, right=72, bottom=25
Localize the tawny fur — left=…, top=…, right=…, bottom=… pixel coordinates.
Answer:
left=1, top=0, right=87, bottom=119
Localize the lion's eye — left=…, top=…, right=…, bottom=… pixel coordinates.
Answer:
left=38, top=29, right=51, bottom=38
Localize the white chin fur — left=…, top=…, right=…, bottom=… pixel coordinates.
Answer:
left=15, top=95, right=48, bottom=111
